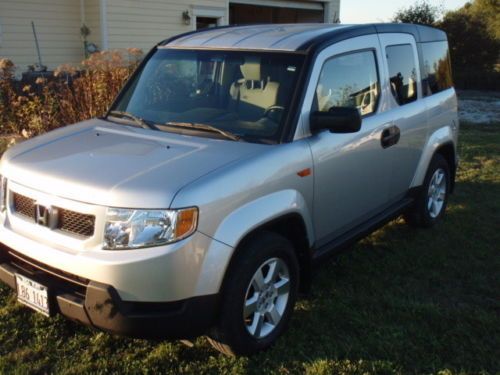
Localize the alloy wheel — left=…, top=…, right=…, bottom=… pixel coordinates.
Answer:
left=243, top=257, right=290, bottom=339
left=427, top=168, right=447, bottom=218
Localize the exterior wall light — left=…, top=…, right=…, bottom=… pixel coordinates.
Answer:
left=182, top=10, right=191, bottom=25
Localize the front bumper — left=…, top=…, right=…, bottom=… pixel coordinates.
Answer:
left=0, top=244, right=219, bottom=339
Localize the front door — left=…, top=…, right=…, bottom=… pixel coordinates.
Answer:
left=303, top=35, right=394, bottom=247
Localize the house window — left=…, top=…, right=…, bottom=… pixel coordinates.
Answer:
left=191, top=6, right=226, bottom=31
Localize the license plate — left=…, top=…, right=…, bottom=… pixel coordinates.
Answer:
left=15, top=274, right=50, bottom=316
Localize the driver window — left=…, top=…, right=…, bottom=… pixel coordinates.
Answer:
left=140, top=58, right=215, bottom=110
left=314, top=50, right=379, bottom=116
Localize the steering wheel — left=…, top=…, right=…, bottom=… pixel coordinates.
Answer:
left=263, top=105, right=285, bottom=120
left=191, top=79, right=214, bottom=98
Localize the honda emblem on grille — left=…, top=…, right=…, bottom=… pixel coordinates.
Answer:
left=35, top=204, right=58, bottom=229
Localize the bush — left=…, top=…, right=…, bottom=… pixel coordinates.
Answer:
left=392, top=0, right=441, bottom=25
left=0, top=49, right=142, bottom=138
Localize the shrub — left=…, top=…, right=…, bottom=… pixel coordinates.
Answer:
left=0, top=59, right=18, bottom=135
left=0, top=49, right=142, bottom=138
left=54, top=48, right=142, bottom=125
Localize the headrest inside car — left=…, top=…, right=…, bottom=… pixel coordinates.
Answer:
left=240, top=58, right=261, bottom=82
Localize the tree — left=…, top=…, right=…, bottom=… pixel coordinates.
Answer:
left=438, top=10, right=499, bottom=70
left=437, top=1, right=500, bottom=89
left=464, top=0, right=500, bottom=40
left=392, top=0, right=441, bottom=25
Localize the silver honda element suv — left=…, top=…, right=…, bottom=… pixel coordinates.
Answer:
left=0, top=23, right=458, bottom=355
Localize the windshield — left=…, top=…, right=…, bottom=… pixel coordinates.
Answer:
left=111, top=48, right=304, bottom=143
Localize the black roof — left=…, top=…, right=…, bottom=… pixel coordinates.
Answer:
left=296, top=23, right=448, bottom=51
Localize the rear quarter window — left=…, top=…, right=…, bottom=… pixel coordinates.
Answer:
left=421, top=41, right=453, bottom=95
left=386, top=44, right=418, bottom=105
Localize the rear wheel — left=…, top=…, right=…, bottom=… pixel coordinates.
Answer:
left=207, top=231, right=299, bottom=356
left=405, top=153, right=450, bottom=227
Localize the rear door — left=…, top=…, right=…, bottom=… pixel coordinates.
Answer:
left=300, top=35, right=394, bottom=248
left=377, top=34, right=428, bottom=201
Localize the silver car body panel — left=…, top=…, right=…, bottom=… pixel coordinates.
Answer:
left=411, top=89, right=459, bottom=187
left=172, top=139, right=315, bottom=248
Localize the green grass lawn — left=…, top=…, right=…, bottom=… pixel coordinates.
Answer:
left=0, top=123, right=499, bottom=374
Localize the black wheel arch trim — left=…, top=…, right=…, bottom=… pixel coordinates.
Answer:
left=219, top=213, right=312, bottom=295
left=433, top=141, right=457, bottom=193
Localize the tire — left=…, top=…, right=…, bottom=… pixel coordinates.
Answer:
left=207, top=231, right=299, bottom=356
left=404, top=153, right=450, bottom=228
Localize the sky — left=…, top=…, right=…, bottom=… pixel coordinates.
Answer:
left=340, top=0, right=470, bottom=23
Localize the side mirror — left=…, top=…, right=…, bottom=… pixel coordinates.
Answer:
left=310, top=107, right=362, bottom=134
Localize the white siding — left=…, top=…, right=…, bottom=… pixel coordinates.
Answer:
left=106, top=0, right=228, bottom=51
left=106, top=0, right=340, bottom=52
left=0, top=0, right=341, bottom=70
left=84, top=0, right=101, bottom=48
left=325, top=0, right=341, bottom=22
left=0, top=0, right=84, bottom=71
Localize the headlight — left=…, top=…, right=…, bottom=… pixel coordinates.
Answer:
left=0, top=175, right=6, bottom=212
left=103, top=207, right=198, bottom=250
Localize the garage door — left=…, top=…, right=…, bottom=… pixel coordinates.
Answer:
left=229, top=0, right=325, bottom=24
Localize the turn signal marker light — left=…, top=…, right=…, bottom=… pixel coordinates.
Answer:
left=175, top=207, right=198, bottom=238
left=297, top=168, right=312, bottom=177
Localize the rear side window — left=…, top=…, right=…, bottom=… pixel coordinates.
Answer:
left=314, top=50, right=379, bottom=116
left=386, top=44, right=418, bottom=105
left=421, top=41, right=453, bottom=95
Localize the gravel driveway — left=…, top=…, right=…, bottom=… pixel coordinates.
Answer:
left=458, top=90, right=500, bottom=124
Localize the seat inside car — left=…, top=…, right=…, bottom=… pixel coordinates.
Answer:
left=230, top=57, right=279, bottom=119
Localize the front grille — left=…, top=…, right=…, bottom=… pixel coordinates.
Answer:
left=57, top=208, right=95, bottom=237
left=11, top=192, right=95, bottom=238
left=13, top=193, right=35, bottom=218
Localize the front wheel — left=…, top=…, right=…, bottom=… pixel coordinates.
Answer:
left=207, top=232, right=299, bottom=356
left=404, top=153, right=450, bottom=227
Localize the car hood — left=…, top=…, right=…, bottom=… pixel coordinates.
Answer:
left=1, top=119, right=265, bottom=208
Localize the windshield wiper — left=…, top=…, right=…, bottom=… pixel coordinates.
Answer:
left=163, top=121, right=241, bottom=142
left=107, top=110, right=158, bottom=131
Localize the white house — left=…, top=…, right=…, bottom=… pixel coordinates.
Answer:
left=0, top=0, right=340, bottom=71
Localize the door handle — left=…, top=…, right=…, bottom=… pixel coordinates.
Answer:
left=381, top=125, right=400, bottom=148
